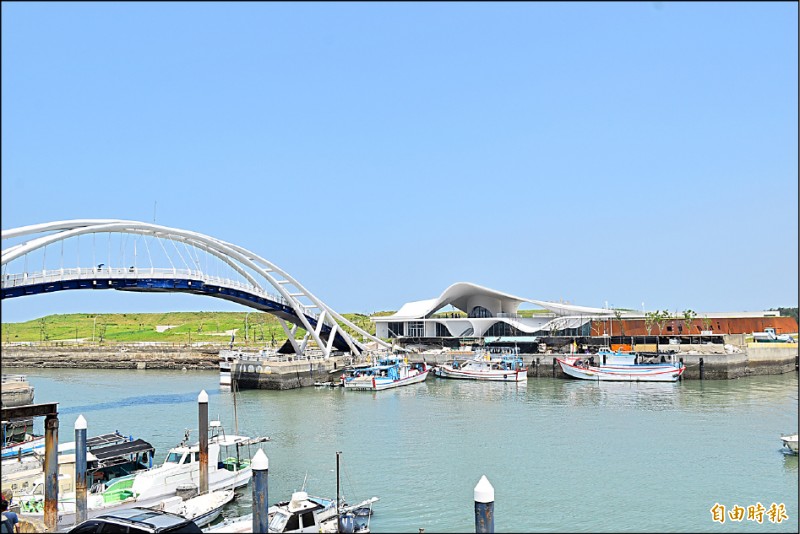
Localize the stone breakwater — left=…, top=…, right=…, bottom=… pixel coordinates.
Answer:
left=0, top=343, right=220, bottom=370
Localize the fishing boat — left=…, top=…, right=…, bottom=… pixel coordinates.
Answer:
left=433, top=347, right=528, bottom=382
left=781, top=434, right=798, bottom=454
left=219, top=350, right=236, bottom=387
left=5, top=431, right=155, bottom=499
left=17, top=421, right=266, bottom=528
left=342, top=355, right=429, bottom=391
left=2, top=374, right=37, bottom=448
left=206, top=452, right=378, bottom=534
left=150, top=487, right=235, bottom=527
left=557, top=349, right=685, bottom=382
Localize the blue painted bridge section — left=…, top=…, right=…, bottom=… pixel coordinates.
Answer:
left=1, top=275, right=353, bottom=351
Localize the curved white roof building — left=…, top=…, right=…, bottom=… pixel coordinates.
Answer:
left=372, top=282, right=617, bottom=340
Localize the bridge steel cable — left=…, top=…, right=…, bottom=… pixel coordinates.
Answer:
left=1, top=219, right=391, bottom=358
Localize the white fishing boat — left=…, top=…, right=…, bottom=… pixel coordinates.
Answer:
left=433, top=347, right=527, bottom=382
left=170, top=488, right=235, bottom=527
left=205, top=452, right=378, bottom=534
left=219, top=350, right=236, bottom=387
left=7, top=431, right=155, bottom=504
left=342, top=355, right=429, bottom=391
left=781, top=434, right=798, bottom=454
left=557, top=349, right=685, bottom=382
left=17, top=421, right=266, bottom=529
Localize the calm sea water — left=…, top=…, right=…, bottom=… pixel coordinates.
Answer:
left=9, top=367, right=798, bottom=533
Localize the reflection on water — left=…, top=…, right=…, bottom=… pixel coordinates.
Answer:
left=10, top=367, right=798, bottom=533
left=554, top=380, right=683, bottom=410
left=782, top=452, right=798, bottom=471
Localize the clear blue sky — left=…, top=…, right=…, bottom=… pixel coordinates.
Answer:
left=2, top=2, right=798, bottom=323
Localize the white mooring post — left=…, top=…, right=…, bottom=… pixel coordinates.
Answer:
left=75, top=415, right=88, bottom=525
left=474, top=475, right=495, bottom=533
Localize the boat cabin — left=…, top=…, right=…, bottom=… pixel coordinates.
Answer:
left=268, top=491, right=336, bottom=533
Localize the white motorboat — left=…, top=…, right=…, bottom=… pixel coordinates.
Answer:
left=205, top=452, right=378, bottom=534
left=17, top=421, right=266, bottom=529
left=157, top=488, right=235, bottom=527
left=781, top=434, right=798, bottom=454
left=433, top=347, right=527, bottom=382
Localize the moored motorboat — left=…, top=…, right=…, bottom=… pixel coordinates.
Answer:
left=7, top=431, right=155, bottom=502
left=205, top=451, right=378, bottom=534
left=342, top=355, right=429, bottom=391
left=17, top=421, right=266, bottom=529
left=178, top=488, right=236, bottom=527
left=557, top=349, right=685, bottom=382
left=433, top=347, right=527, bottom=382
left=781, top=434, right=798, bottom=454
left=2, top=374, right=37, bottom=448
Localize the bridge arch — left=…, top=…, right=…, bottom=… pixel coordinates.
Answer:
left=2, top=219, right=390, bottom=357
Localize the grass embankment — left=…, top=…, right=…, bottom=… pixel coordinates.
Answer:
left=0, top=311, right=383, bottom=346
left=0, top=308, right=553, bottom=345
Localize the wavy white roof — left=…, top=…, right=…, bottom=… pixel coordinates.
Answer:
left=382, top=282, right=614, bottom=320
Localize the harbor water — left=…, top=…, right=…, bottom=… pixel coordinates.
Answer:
left=9, top=367, right=798, bottom=533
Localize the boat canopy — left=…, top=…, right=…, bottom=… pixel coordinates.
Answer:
left=91, top=438, right=155, bottom=467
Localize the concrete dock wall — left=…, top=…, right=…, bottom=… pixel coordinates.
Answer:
left=1, top=343, right=796, bottom=385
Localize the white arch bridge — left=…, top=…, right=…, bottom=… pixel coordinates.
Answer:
left=1, top=219, right=391, bottom=358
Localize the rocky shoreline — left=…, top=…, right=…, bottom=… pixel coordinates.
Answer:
left=0, top=343, right=221, bottom=370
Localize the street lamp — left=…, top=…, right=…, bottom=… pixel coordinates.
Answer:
left=92, top=316, right=97, bottom=343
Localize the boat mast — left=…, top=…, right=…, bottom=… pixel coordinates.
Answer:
left=233, top=378, right=240, bottom=436
left=336, top=450, right=341, bottom=534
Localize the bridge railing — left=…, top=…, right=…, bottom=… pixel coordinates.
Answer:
left=2, top=268, right=320, bottom=322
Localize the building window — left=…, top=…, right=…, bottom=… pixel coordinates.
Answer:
left=407, top=321, right=424, bottom=337
left=485, top=322, right=524, bottom=337
left=469, top=306, right=492, bottom=318
left=435, top=322, right=450, bottom=337
left=387, top=322, right=404, bottom=338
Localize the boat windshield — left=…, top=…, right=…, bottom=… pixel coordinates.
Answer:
left=164, top=452, right=184, bottom=464
left=268, top=511, right=290, bottom=532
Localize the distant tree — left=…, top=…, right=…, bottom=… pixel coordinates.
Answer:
left=770, top=307, right=799, bottom=323
left=645, top=311, right=658, bottom=336
left=683, top=309, right=697, bottom=335
left=614, top=309, right=626, bottom=337
left=656, top=310, right=672, bottom=335
left=702, top=315, right=713, bottom=333
left=39, top=318, right=48, bottom=342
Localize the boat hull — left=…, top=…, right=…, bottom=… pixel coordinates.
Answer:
left=20, top=472, right=247, bottom=529
left=557, top=358, right=684, bottom=382
left=781, top=434, right=798, bottom=454
left=344, top=370, right=429, bottom=391
left=434, top=366, right=527, bottom=382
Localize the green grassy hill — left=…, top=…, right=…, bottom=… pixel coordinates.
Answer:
left=0, top=311, right=382, bottom=346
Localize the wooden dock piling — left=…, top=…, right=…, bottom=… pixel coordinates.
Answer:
left=252, top=449, right=269, bottom=533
